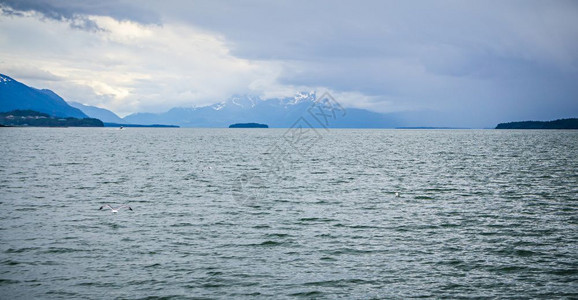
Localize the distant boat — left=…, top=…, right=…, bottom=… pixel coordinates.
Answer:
left=99, top=204, right=133, bottom=213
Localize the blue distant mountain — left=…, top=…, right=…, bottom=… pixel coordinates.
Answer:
left=69, top=102, right=179, bottom=127
left=124, top=92, right=401, bottom=128
left=0, top=74, right=87, bottom=118
left=68, top=101, right=126, bottom=123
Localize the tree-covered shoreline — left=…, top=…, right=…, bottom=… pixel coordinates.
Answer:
left=496, top=118, right=578, bottom=129
left=0, top=110, right=104, bottom=127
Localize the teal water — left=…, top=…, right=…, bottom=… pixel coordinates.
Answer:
left=0, top=128, right=577, bottom=299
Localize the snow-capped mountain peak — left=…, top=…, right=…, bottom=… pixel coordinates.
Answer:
left=0, top=74, right=14, bottom=84
left=293, top=91, right=316, bottom=103
left=212, top=102, right=226, bottom=111
left=230, top=95, right=259, bottom=108
left=211, top=95, right=261, bottom=110
left=282, top=91, right=316, bottom=106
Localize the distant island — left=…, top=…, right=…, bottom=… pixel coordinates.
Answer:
left=496, top=118, right=578, bottom=129
left=229, top=123, right=269, bottom=128
left=0, top=110, right=104, bottom=127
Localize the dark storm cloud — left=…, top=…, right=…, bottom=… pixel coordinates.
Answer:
left=162, top=0, right=578, bottom=126
left=161, top=1, right=578, bottom=60
left=0, top=0, right=159, bottom=29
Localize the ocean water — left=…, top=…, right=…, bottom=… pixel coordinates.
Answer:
left=0, top=128, right=577, bottom=299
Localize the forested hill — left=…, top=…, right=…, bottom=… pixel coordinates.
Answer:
left=0, top=110, right=104, bottom=127
left=496, top=118, right=578, bottom=129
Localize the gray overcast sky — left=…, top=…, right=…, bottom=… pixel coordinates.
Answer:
left=1, top=0, right=577, bottom=127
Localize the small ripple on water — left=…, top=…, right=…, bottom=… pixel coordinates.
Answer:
left=4, top=247, right=40, bottom=254
left=288, top=290, right=324, bottom=297
left=302, top=278, right=375, bottom=287
left=1, top=259, right=21, bottom=266
left=298, top=217, right=336, bottom=223
left=0, top=279, right=21, bottom=285
left=244, top=240, right=289, bottom=247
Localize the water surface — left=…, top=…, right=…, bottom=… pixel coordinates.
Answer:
left=1, top=128, right=577, bottom=299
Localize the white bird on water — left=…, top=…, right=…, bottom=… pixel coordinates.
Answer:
left=395, top=192, right=400, bottom=197
left=99, top=204, right=133, bottom=213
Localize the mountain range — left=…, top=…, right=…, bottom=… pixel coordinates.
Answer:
left=1, top=73, right=400, bottom=128
left=68, top=101, right=126, bottom=124
left=123, top=93, right=400, bottom=128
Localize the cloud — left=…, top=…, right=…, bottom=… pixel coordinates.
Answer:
left=1, top=64, right=63, bottom=81
left=0, top=11, right=283, bottom=116
left=0, top=0, right=159, bottom=27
